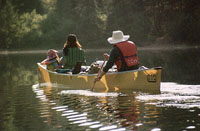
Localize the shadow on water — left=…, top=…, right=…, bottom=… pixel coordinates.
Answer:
left=0, top=47, right=200, bottom=130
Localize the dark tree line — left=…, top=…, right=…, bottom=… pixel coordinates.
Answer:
left=0, top=0, right=199, bottom=49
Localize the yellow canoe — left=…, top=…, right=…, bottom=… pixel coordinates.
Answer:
left=37, top=63, right=162, bottom=93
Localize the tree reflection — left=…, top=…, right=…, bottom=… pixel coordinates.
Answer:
left=139, top=48, right=200, bottom=84
left=0, top=54, right=42, bottom=86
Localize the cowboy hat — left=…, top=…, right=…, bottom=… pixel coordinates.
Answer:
left=107, top=30, right=130, bottom=44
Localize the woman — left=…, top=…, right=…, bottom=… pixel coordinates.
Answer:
left=62, top=34, right=86, bottom=71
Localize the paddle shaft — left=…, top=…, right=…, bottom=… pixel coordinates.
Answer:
left=91, top=59, right=106, bottom=91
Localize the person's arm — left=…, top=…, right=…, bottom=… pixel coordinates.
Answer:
left=41, top=59, right=48, bottom=65
left=102, top=48, right=116, bottom=73
left=94, top=47, right=117, bottom=82
left=94, top=71, right=106, bottom=82
left=61, top=56, right=66, bottom=65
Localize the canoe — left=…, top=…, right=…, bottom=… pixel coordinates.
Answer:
left=37, top=63, right=162, bottom=93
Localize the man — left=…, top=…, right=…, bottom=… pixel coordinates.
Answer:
left=94, top=30, right=139, bottom=82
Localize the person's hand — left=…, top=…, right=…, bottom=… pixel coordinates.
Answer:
left=103, top=53, right=109, bottom=60
left=92, top=75, right=102, bottom=90
left=94, top=76, right=101, bottom=83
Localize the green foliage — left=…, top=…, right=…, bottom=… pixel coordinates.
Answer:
left=0, top=1, right=46, bottom=49
left=39, top=12, right=74, bottom=48
left=11, top=0, right=44, bottom=14
left=15, top=10, right=46, bottom=47
left=0, top=0, right=18, bottom=49
left=38, top=0, right=106, bottom=49
left=167, top=0, right=200, bottom=43
left=0, top=0, right=200, bottom=50
left=106, top=1, right=151, bottom=44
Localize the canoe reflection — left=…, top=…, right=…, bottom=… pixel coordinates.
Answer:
left=33, top=83, right=160, bottom=130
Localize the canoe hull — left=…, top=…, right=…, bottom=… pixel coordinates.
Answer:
left=37, top=63, right=162, bottom=93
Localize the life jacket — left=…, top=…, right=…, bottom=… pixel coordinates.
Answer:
left=46, top=58, right=61, bottom=71
left=63, top=47, right=86, bottom=69
left=115, top=41, right=139, bottom=70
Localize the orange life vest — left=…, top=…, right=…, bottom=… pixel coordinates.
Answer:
left=115, top=41, right=139, bottom=70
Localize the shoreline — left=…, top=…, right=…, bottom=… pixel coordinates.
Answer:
left=0, top=45, right=199, bottom=55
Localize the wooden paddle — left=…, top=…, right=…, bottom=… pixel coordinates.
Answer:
left=91, top=58, right=106, bottom=91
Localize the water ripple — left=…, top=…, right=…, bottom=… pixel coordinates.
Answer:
left=32, top=82, right=200, bottom=130
left=60, top=90, right=119, bottom=97
left=136, top=82, right=200, bottom=109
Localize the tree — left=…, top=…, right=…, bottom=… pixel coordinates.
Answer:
left=0, top=0, right=19, bottom=49
left=106, top=0, right=151, bottom=44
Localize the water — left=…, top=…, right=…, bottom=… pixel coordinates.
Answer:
left=0, top=47, right=200, bottom=131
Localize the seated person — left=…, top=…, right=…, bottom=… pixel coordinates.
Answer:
left=61, top=34, right=86, bottom=73
left=95, top=30, right=139, bottom=82
left=41, top=49, right=61, bottom=71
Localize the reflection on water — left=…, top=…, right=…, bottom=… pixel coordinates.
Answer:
left=137, top=82, right=200, bottom=109
left=59, top=90, right=118, bottom=97
left=0, top=48, right=200, bottom=130
left=0, top=54, right=41, bottom=86
left=32, top=84, right=145, bottom=130
left=32, top=82, right=200, bottom=131
left=138, top=48, right=200, bottom=84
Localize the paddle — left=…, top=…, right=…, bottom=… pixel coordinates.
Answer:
left=91, top=58, right=106, bottom=91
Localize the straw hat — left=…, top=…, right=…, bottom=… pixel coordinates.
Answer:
left=107, top=30, right=130, bottom=44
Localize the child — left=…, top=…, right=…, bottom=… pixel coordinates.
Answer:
left=41, top=49, right=61, bottom=71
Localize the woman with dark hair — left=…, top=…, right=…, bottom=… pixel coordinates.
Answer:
left=63, top=34, right=82, bottom=56
left=62, top=34, right=86, bottom=71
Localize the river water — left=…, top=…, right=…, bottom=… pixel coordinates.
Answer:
left=0, top=47, right=200, bottom=131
